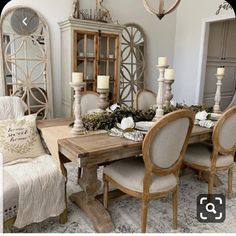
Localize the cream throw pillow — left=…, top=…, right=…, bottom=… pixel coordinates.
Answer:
left=0, top=114, right=45, bottom=164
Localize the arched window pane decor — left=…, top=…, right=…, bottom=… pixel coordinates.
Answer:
left=119, top=23, right=146, bottom=108
left=0, top=7, right=54, bottom=119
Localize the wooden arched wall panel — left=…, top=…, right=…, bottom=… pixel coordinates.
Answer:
left=119, top=23, right=146, bottom=108
left=0, top=6, right=54, bottom=119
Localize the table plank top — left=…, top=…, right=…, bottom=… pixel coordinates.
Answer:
left=58, top=125, right=213, bottom=166
left=37, top=118, right=213, bottom=166
left=37, top=118, right=73, bottom=130
left=58, top=133, right=142, bottom=158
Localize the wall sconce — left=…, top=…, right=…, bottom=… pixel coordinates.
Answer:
left=143, top=0, right=181, bottom=20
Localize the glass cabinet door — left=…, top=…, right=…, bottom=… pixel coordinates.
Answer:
left=74, top=30, right=119, bottom=103
left=75, top=31, right=97, bottom=91
left=98, top=34, right=119, bottom=102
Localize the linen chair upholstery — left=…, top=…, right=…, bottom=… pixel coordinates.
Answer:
left=184, top=143, right=233, bottom=167
left=81, top=92, right=99, bottom=115
left=184, top=106, right=236, bottom=198
left=103, top=110, right=195, bottom=232
left=149, top=118, right=189, bottom=169
left=104, top=158, right=178, bottom=193
left=135, top=89, right=156, bottom=110
left=217, top=112, right=236, bottom=151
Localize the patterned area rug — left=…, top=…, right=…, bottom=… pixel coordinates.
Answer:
left=7, top=163, right=236, bottom=233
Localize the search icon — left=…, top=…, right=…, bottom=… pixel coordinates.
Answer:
left=206, top=203, right=217, bottom=214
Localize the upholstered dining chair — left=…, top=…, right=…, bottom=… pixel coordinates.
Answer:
left=135, top=89, right=156, bottom=110
left=81, top=91, right=100, bottom=115
left=103, top=110, right=195, bottom=232
left=76, top=92, right=100, bottom=180
left=183, top=106, right=236, bottom=198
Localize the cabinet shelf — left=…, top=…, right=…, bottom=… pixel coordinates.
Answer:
left=99, top=57, right=116, bottom=61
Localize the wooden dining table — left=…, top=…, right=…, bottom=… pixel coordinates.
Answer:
left=37, top=119, right=213, bottom=233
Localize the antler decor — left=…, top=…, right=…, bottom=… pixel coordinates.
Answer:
left=143, top=0, right=181, bottom=20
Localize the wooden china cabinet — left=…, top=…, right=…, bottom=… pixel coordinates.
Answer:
left=59, top=18, right=123, bottom=117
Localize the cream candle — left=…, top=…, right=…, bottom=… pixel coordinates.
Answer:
left=72, top=72, right=83, bottom=83
left=158, top=57, right=168, bottom=66
left=165, top=69, right=175, bottom=80
left=217, top=67, right=225, bottom=76
left=97, top=75, right=109, bottom=89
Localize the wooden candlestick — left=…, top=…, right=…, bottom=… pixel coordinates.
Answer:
left=70, top=82, right=86, bottom=135
left=213, top=74, right=224, bottom=114
left=153, top=65, right=169, bottom=121
left=97, top=88, right=109, bottom=110
left=164, top=79, right=174, bottom=107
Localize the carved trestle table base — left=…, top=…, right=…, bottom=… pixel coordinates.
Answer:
left=58, top=133, right=142, bottom=233
left=70, top=166, right=113, bottom=232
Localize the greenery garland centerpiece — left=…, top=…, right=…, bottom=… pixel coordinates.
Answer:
left=82, top=103, right=213, bottom=131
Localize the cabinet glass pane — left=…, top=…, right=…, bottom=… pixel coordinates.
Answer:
left=98, top=61, right=107, bottom=75
left=109, top=37, right=116, bottom=59
left=87, top=35, right=95, bottom=57
left=77, top=34, right=85, bottom=56
left=86, top=61, right=94, bottom=81
left=77, top=60, right=84, bottom=73
left=109, top=61, right=115, bottom=78
left=100, top=36, right=107, bottom=58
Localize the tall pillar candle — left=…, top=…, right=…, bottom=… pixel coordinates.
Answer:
left=165, top=69, right=175, bottom=80
left=97, top=75, right=110, bottom=89
left=158, top=57, right=168, bottom=66
left=217, top=67, right=225, bottom=76
left=72, top=72, right=83, bottom=83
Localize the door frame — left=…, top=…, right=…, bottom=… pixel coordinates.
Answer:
left=196, top=13, right=235, bottom=105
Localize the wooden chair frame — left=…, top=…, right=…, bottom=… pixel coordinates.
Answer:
left=134, top=89, right=156, bottom=110
left=103, top=110, right=195, bottom=233
left=183, top=106, right=236, bottom=198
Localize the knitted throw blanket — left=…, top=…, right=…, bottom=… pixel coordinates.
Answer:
left=4, top=155, right=66, bottom=228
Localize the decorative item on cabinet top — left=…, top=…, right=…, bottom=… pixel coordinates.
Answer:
left=71, top=0, right=113, bottom=23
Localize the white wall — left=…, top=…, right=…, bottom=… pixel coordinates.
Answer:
left=173, top=0, right=235, bottom=105
left=3, top=0, right=177, bottom=117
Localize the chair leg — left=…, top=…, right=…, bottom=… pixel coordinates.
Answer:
left=141, top=199, right=149, bottom=233
left=103, top=176, right=109, bottom=209
left=172, top=187, right=178, bottom=230
left=208, top=172, right=214, bottom=195
left=59, top=209, right=68, bottom=224
left=77, top=167, right=82, bottom=183
left=228, top=167, right=233, bottom=199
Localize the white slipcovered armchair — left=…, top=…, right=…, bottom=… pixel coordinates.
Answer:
left=1, top=96, right=67, bottom=230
